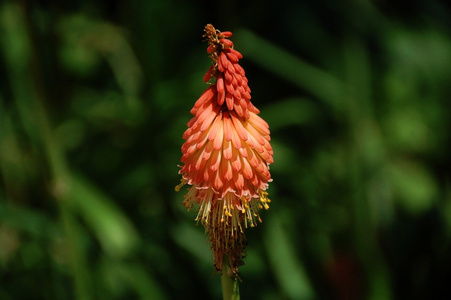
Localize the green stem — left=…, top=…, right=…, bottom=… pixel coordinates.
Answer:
left=221, top=258, right=240, bottom=300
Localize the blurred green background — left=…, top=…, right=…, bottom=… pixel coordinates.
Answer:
left=1, top=0, right=451, bottom=299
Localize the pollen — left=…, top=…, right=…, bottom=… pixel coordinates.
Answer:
left=259, top=190, right=271, bottom=210
left=175, top=178, right=186, bottom=192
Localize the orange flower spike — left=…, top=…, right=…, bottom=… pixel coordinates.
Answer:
left=177, top=24, right=273, bottom=277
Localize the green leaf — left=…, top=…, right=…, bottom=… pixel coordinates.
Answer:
left=389, top=160, right=437, bottom=216
left=264, top=215, right=314, bottom=299
left=69, top=173, right=140, bottom=258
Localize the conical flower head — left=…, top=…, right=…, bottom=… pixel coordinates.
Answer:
left=176, top=24, right=273, bottom=276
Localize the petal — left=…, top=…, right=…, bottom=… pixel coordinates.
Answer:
left=213, top=117, right=224, bottom=150
left=225, top=69, right=233, bottom=82
left=217, top=58, right=224, bottom=73
left=191, top=86, right=215, bottom=115
left=222, top=159, right=233, bottom=181
left=233, top=103, right=244, bottom=118
left=239, top=147, right=248, bottom=158
left=220, top=52, right=229, bottom=71
left=195, top=149, right=207, bottom=170
left=241, top=156, right=253, bottom=179
left=204, top=65, right=214, bottom=82
left=231, top=76, right=238, bottom=87
left=209, top=148, right=221, bottom=172
left=223, top=112, right=233, bottom=142
left=234, top=63, right=245, bottom=76
left=213, top=170, right=223, bottom=190
left=200, top=106, right=219, bottom=132
left=216, top=76, right=225, bottom=105
left=227, top=61, right=236, bottom=73
left=250, top=173, right=260, bottom=188
left=249, top=112, right=270, bottom=135
left=230, top=112, right=248, bottom=141
left=221, top=31, right=233, bottom=38
left=244, top=120, right=266, bottom=146
left=226, top=50, right=239, bottom=62
left=231, top=148, right=241, bottom=171
left=245, top=144, right=261, bottom=169
left=226, top=93, right=234, bottom=110
left=223, top=139, right=232, bottom=160
left=220, top=38, right=233, bottom=47
left=234, top=171, right=244, bottom=190
left=207, top=114, right=222, bottom=142
left=225, top=79, right=235, bottom=95
left=203, top=167, right=211, bottom=182
left=229, top=48, right=243, bottom=59
left=203, top=140, right=214, bottom=160
left=233, top=88, right=241, bottom=100
left=229, top=123, right=242, bottom=150
left=248, top=102, right=260, bottom=114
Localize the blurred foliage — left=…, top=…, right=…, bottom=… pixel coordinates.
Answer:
left=1, top=0, right=451, bottom=299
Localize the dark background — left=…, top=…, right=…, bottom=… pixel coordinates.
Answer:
left=1, top=0, right=451, bottom=299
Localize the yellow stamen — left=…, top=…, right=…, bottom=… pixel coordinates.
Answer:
left=175, top=178, right=187, bottom=192
left=259, top=190, right=271, bottom=210
left=240, top=196, right=248, bottom=214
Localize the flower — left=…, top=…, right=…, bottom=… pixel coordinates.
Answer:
left=176, top=24, right=273, bottom=276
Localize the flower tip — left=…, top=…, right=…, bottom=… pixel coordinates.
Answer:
left=204, top=65, right=214, bottom=82
left=219, top=38, right=234, bottom=48
left=221, top=31, right=233, bottom=38
left=207, top=44, right=215, bottom=54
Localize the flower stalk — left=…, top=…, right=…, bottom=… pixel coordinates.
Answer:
left=221, top=255, right=240, bottom=300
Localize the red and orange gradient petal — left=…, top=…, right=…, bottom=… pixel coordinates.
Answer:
left=176, top=24, right=273, bottom=275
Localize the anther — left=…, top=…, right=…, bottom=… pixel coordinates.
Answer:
left=175, top=179, right=186, bottom=192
